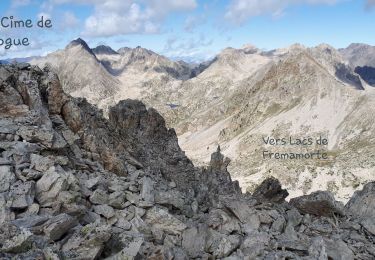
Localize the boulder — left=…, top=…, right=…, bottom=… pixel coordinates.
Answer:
left=108, top=191, right=127, bottom=209
left=240, top=230, right=270, bottom=258
left=324, top=238, right=355, bottom=260
left=345, top=182, right=375, bottom=219
left=93, top=204, right=115, bottom=219
left=252, top=177, right=289, bottom=203
left=62, top=224, right=111, bottom=259
left=154, top=190, right=186, bottom=210
left=182, top=225, right=208, bottom=258
left=90, top=189, right=109, bottom=205
left=0, top=165, right=16, bottom=192
left=345, top=182, right=375, bottom=236
left=205, top=229, right=241, bottom=258
left=270, top=216, right=286, bottom=233
left=105, top=237, right=143, bottom=260
left=12, top=215, right=49, bottom=228
left=125, top=192, right=139, bottom=205
left=42, top=213, right=78, bottom=241
left=360, top=217, right=375, bottom=236
left=308, top=237, right=328, bottom=260
left=207, top=209, right=241, bottom=234
left=35, top=166, right=69, bottom=206
left=85, top=176, right=102, bottom=190
left=286, top=208, right=302, bottom=227
left=0, top=194, right=15, bottom=225
left=145, top=207, right=187, bottom=235
left=17, top=126, right=55, bottom=148
left=0, top=223, right=32, bottom=253
left=290, top=191, right=344, bottom=217
left=30, top=154, right=55, bottom=172
left=9, top=181, right=35, bottom=209
left=222, top=198, right=260, bottom=228
left=141, top=177, right=154, bottom=203
left=275, top=227, right=311, bottom=253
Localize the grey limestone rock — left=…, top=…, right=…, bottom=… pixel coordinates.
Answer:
left=42, top=213, right=78, bottom=241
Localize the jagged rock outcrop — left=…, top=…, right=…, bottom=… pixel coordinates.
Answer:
left=0, top=64, right=374, bottom=259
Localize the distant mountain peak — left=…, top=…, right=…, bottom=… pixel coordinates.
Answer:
left=340, top=42, right=375, bottom=68
left=66, top=38, right=95, bottom=56
left=67, top=38, right=89, bottom=49
left=117, top=46, right=156, bottom=57
left=312, top=43, right=343, bottom=59
left=92, top=45, right=118, bottom=55
left=117, top=47, right=132, bottom=54
left=316, top=43, right=336, bottom=50
left=347, top=43, right=372, bottom=49
left=241, top=43, right=259, bottom=54
left=133, top=46, right=155, bottom=56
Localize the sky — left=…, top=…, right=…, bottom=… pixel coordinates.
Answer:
left=0, top=0, right=375, bottom=61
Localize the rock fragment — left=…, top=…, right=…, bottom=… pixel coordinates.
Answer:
left=252, top=177, right=289, bottom=203
left=145, top=207, right=187, bottom=235
left=42, top=213, right=78, bottom=241
left=290, top=191, right=344, bottom=217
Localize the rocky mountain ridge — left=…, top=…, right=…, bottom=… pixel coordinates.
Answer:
left=1, top=63, right=375, bottom=259
left=339, top=43, right=375, bottom=86
left=29, top=40, right=375, bottom=203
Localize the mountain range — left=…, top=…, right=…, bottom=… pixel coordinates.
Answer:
left=1, top=63, right=374, bottom=259
left=27, top=39, right=375, bottom=202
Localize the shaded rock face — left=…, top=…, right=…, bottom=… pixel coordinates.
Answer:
left=345, top=182, right=375, bottom=236
left=355, top=66, right=375, bottom=86
left=335, top=63, right=364, bottom=90
left=0, top=64, right=374, bottom=259
left=108, top=99, right=197, bottom=189
left=252, top=177, right=289, bottom=203
left=92, top=45, right=119, bottom=56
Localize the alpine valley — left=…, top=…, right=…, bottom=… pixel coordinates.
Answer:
left=28, top=39, right=375, bottom=202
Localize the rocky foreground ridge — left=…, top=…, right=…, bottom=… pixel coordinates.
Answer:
left=0, top=64, right=374, bottom=259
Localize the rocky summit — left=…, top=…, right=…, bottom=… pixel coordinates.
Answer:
left=0, top=64, right=374, bottom=259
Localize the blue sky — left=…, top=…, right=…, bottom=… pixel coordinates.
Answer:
left=1, top=0, right=375, bottom=61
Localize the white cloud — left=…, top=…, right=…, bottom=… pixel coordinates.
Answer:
left=11, top=0, right=32, bottom=8
left=0, top=38, right=53, bottom=58
left=83, top=2, right=158, bottom=37
left=225, top=0, right=340, bottom=25
left=37, top=12, right=52, bottom=20
left=184, top=14, right=206, bottom=33
left=62, top=11, right=79, bottom=29
left=40, top=0, right=197, bottom=37
left=162, top=34, right=214, bottom=62
left=83, top=0, right=197, bottom=37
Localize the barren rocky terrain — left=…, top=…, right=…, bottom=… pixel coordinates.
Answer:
left=0, top=63, right=374, bottom=259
